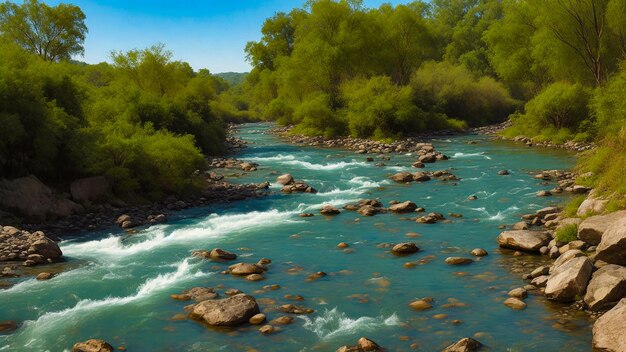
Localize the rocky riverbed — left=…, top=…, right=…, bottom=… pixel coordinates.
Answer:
left=0, top=123, right=609, bottom=351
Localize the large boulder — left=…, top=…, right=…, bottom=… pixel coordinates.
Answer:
left=392, top=242, right=420, bottom=255
left=189, top=294, right=260, bottom=326
left=442, top=337, right=482, bottom=352
left=389, top=201, right=417, bottom=213
left=390, top=172, right=413, bottom=183
left=70, top=176, right=110, bottom=204
left=71, top=339, right=114, bottom=352
left=276, top=174, right=294, bottom=186
left=496, top=230, right=551, bottom=253
left=29, top=237, right=62, bottom=259
left=545, top=256, right=593, bottom=302
left=596, top=217, right=626, bottom=265
left=577, top=189, right=608, bottom=216
left=412, top=172, right=431, bottom=182
left=592, top=298, right=626, bottom=352
left=229, top=263, right=264, bottom=276
left=578, top=211, right=626, bottom=246
left=0, top=175, right=83, bottom=222
left=584, top=264, right=626, bottom=311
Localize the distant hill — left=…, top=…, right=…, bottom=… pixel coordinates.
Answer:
left=214, top=72, right=248, bottom=87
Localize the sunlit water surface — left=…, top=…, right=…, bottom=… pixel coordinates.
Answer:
left=0, top=123, right=590, bottom=351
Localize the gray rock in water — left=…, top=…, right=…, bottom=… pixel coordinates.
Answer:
left=496, top=230, right=551, bottom=253
left=596, top=217, right=626, bottom=266
left=189, top=294, right=260, bottom=326
left=592, top=298, right=626, bottom=352
left=229, top=263, right=264, bottom=276
left=390, top=172, right=414, bottom=183
left=71, top=339, right=114, bottom=352
left=389, top=201, right=417, bottom=213
left=442, top=337, right=482, bottom=352
left=584, top=264, right=626, bottom=311
left=276, top=174, right=294, bottom=186
left=320, top=204, right=341, bottom=216
left=545, top=256, right=593, bottom=302
left=391, top=242, right=420, bottom=255
left=445, top=257, right=474, bottom=265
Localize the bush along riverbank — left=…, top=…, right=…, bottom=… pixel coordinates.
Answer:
left=0, top=134, right=275, bottom=284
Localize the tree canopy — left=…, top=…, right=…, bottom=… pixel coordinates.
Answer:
left=0, top=0, right=87, bottom=61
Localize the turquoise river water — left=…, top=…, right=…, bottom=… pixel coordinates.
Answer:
left=0, top=123, right=592, bottom=351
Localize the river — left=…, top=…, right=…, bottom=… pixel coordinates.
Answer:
left=0, top=123, right=591, bottom=351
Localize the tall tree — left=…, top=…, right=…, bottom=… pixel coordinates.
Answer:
left=532, top=0, right=621, bottom=86
left=0, top=0, right=87, bottom=62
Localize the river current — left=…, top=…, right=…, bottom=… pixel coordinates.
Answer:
left=0, top=123, right=591, bottom=351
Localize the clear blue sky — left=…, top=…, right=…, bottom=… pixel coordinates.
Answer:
left=43, top=0, right=406, bottom=73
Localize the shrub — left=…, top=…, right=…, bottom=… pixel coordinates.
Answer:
left=291, top=93, right=347, bottom=138
left=410, top=61, right=516, bottom=126
left=524, top=82, right=591, bottom=130
left=555, top=224, right=578, bottom=243
left=342, top=76, right=420, bottom=139
left=591, top=62, right=626, bottom=136
left=562, top=195, right=586, bottom=217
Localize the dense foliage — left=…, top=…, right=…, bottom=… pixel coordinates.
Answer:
left=2, top=0, right=626, bottom=206
left=239, top=0, right=517, bottom=139
left=0, top=0, right=87, bottom=61
left=236, top=0, right=626, bottom=204
left=0, top=38, right=232, bottom=199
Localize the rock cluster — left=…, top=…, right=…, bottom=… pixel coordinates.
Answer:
left=274, top=126, right=452, bottom=155
left=277, top=174, right=317, bottom=194
left=208, top=157, right=258, bottom=171
left=499, top=135, right=594, bottom=152
left=389, top=170, right=458, bottom=184
left=0, top=226, right=62, bottom=266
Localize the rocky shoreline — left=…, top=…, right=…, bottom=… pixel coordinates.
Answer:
left=470, top=121, right=595, bottom=152
left=492, top=174, right=626, bottom=351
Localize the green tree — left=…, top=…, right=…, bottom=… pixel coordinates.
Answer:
left=0, top=0, right=87, bottom=62
left=531, top=0, right=624, bottom=86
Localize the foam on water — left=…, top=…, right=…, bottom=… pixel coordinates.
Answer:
left=4, top=259, right=207, bottom=349
left=315, top=176, right=383, bottom=197
left=469, top=205, right=520, bottom=221
left=245, top=154, right=300, bottom=162
left=282, top=160, right=367, bottom=171
left=300, top=308, right=400, bottom=339
left=348, top=176, right=382, bottom=189
left=61, top=209, right=300, bottom=259
left=385, top=166, right=412, bottom=172
left=453, top=152, right=492, bottom=160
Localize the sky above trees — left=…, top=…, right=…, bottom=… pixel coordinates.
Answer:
left=41, top=0, right=405, bottom=73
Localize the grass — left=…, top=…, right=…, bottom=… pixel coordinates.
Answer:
left=562, top=195, right=587, bottom=218
left=555, top=224, right=579, bottom=243
left=576, top=129, right=626, bottom=211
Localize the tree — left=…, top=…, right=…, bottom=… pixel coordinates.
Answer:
left=0, top=0, right=87, bottom=62
left=532, top=0, right=622, bottom=86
